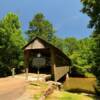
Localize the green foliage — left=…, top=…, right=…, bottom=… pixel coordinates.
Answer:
left=26, top=13, right=55, bottom=42
left=0, top=12, right=26, bottom=77
left=46, top=91, right=93, bottom=100
left=0, top=11, right=95, bottom=80
left=31, top=81, right=93, bottom=100
left=63, top=37, right=94, bottom=77
left=63, top=37, right=79, bottom=56
left=81, top=0, right=100, bottom=95
left=51, top=36, right=64, bottom=50
left=51, top=36, right=94, bottom=77
left=81, top=0, right=99, bottom=30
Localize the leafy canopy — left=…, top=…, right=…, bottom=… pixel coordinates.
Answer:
left=63, top=37, right=94, bottom=76
left=0, top=12, right=26, bottom=77
left=26, top=13, right=55, bottom=42
left=81, top=0, right=100, bottom=95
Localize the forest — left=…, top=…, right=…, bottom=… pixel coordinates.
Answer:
left=0, top=0, right=100, bottom=96
left=0, top=12, right=94, bottom=78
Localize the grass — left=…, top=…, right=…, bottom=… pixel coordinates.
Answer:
left=63, top=77, right=96, bottom=94
left=46, top=91, right=93, bottom=100
left=33, top=92, right=43, bottom=100
left=29, top=79, right=95, bottom=100
left=28, top=81, right=48, bottom=100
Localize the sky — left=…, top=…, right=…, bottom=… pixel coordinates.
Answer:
left=0, top=0, right=92, bottom=39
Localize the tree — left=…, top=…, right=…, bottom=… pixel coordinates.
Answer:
left=51, top=36, right=64, bottom=50
left=81, top=0, right=100, bottom=95
left=26, top=13, right=55, bottom=42
left=0, top=12, right=26, bottom=77
left=71, top=38, right=94, bottom=76
left=63, top=37, right=79, bottom=56
left=63, top=37, right=94, bottom=77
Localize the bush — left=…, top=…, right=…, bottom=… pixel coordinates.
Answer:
left=70, top=65, right=93, bottom=78
left=0, top=65, right=11, bottom=77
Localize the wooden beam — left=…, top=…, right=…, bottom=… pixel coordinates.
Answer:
left=50, top=48, right=56, bottom=81
left=24, top=50, right=30, bottom=80
left=24, top=50, right=30, bottom=68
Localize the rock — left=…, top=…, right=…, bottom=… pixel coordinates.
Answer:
left=46, top=81, right=62, bottom=90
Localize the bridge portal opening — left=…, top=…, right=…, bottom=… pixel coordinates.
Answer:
left=28, top=49, right=51, bottom=74
left=23, top=37, right=71, bottom=81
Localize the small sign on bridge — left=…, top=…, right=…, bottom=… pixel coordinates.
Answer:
left=32, top=56, right=46, bottom=81
left=32, top=57, right=46, bottom=67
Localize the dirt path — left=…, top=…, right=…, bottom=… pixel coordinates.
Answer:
left=0, top=77, right=26, bottom=100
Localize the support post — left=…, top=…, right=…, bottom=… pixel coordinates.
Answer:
left=37, top=67, right=40, bottom=81
left=11, top=68, right=15, bottom=78
left=24, top=50, right=29, bottom=80
left=50, top=48, right=56, bottom=81
left=66, top=73, right=69, bottom=80
left=26, top=68, right=28, bottom=80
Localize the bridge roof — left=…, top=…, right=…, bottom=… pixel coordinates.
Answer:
left=23, top=37, right=71, bottom=65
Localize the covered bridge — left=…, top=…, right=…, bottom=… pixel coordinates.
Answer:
left=23, top=37, right=71, bottom=81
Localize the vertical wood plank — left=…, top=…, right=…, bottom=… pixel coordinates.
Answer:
left=24, top=50, right=30, bottom=80
left=50, top=48, right=56, bottom=81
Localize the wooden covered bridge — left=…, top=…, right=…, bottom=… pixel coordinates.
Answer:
left=23, top=37, right=71, bottom=81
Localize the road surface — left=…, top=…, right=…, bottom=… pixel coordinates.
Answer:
left=0, top=77, right=26, bottom=100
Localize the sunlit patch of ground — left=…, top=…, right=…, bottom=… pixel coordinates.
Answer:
left=46, top=91, right=94, bottom=100
left=28, top=81, right=94, bottom=100
left=63, top=77, right=96, bottom=94
left=1, top=74, right=96, bottom=100
left=0, top=77, right=26, bottom=100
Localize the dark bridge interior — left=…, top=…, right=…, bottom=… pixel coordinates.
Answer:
left=28, top=49, right=51, bottom=74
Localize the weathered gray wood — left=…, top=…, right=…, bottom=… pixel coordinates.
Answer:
left=50, top=48, right=56, bottom=81
left=25, top=39, right=45, bottom=50
left=25, top=68, right=28, bottom=80
left=11, top=68, right=15, bottom=78
left=55, top=66, right=69, bottom=81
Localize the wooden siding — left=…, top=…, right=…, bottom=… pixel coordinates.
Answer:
left=50, top=48, right=56, bottom=75
left=23, top=37, right=71, bottom=82
left=54, top=66, right=69, bottom=81
left=25, top=39, right=45, bottom=50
